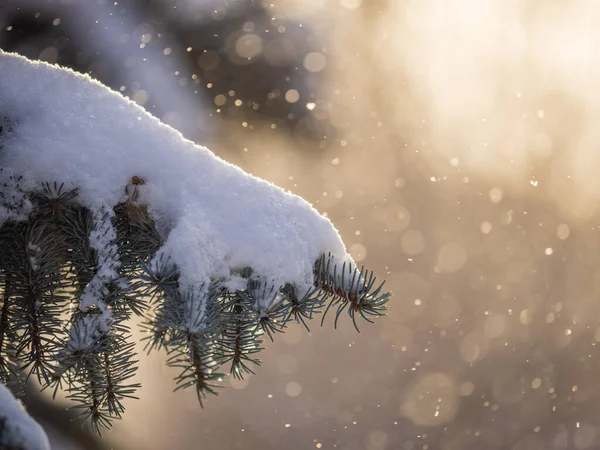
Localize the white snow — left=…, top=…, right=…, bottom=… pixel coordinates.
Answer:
left=0, top=50, right=352, bottom=303
left=0, top=384, right=50, bottom=450
left=79, top=207, right=122, bottom=331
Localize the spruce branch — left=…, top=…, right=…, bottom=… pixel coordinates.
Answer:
left=0, top=175, right=391, bottom=437
left=3, top=222, right=67, bottom=385
left=164, top=286, right=224, bottom=405
left=0, top=290, right=22, bottom=395
left=281, top=283, right=325, bottom=332
left=315, top=253, right=390, bottom=332
left=217, top=293, right=263, bottom=380
left=0, top=54, right=393, bottom=448
left=246, top=280, right=288, bottom=341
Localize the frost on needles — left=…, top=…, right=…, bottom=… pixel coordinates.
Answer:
left=0, top=50, right=390, bottom=441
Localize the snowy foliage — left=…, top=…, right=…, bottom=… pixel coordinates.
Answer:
left=0, top=51, right=353, bottom=291
left=0, top=50, right=389, bottom=442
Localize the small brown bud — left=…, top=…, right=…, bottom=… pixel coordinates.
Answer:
left=132, top=176, right=146, bottom=185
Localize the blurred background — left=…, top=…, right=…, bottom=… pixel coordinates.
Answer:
left=3, top=0, right=600, bottom=449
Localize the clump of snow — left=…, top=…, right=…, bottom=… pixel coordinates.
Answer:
left=0, top=50, right=352, bottom=300
left=0, top=383, right=50, bottom=450
left=65, top=316, right=105, bottom=352
left=79, top=207, right=122, bottom=332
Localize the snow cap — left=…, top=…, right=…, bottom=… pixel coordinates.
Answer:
left=0, top=50, right=352, bottom=293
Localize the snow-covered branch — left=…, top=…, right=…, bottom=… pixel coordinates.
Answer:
left=0, top=50, right=390, bottom=443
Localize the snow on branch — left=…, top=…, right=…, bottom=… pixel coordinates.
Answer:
left=0, top=384, right=49, bottom=449
left=0, top=50, right=390, bottom=440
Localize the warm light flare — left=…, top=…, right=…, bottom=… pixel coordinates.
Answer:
left=323, top=0, right=600, bottom=215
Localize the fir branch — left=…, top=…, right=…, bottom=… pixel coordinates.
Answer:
left=113, top=178, right=162, bottom=273
left=59, top=205, right=96, bottom=291
left=315, top=253, right=390, bottom=332
left=56, top=307, right=141, bottom=434
left=281, top=283, right=325, bottom=332
left=169, top=332, right=222, bottom=406
left=246, top=280, right=287, bottom=341
left=31, top=182, right=79, bottom=225
left=0, top=171, right=392, bottom=437
left=0, top=292, right=9, bottom=372
left=0, top=289, right=21, bottom=394
left=3, top=222, right=67, bottom=384
left=164, top=286, right=223, bottom=405
left=138, top=255, right=180, bottom=352
left=217, top=293, right=263, bottom=380
left=0, top=58, right=393, bottom=441
left=48, top=203, right=143, bottom=433
left=137, top=254, right=179, bottom=304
